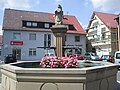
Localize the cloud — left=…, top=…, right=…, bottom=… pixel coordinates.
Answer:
left=54, top=0, right=62, bottom=2
left=84, top=0, right=91, bottom=6
left=90, top=0, right=120, bottom=12
left=0, top=0, right=31, bottom=10
left=35, top=0, right=40, bottom=5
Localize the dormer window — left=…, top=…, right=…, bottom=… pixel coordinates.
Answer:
left=32, top=22, right=37, bottom=27
left=45, top=23, right=49, bottom=28
left=23, top=21, right=52, bottom=28
left=23, top=21, right=38, bottom=27
left=69, top=25, right=76, bottom=30
left=26, top=22, right=32, bottom=27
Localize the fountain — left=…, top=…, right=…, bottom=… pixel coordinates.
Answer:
left=0, top=60, right=118, bottom=90
left=0, top=5, right=118, bottom=90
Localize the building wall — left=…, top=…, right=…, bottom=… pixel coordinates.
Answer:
left=3, top=30, right=54, bottom=60
left=87, top=15, right=118, bottom=56
left=111, top=28, right=118, bottom=55
left=66, top=34, right=86, bottom=55
left=3, top=30, right=86, bottom=60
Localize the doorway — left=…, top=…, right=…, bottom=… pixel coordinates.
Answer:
left=12, top=48, right=21, bottom=60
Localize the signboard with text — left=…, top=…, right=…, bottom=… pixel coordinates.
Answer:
left=10, top=41, right=23, bottom=45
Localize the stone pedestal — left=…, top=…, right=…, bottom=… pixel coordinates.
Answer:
left=51, top=25, right=67, bottom=57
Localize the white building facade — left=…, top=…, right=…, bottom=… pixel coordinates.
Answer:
left=2, top=9, right=86, bottom=60
left=87, top=12, right=118, bottom=56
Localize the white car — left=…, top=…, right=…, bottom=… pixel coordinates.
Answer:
left=84, top=52, right=99, bottom=61
left=114, top=51, right=120, bottom=65
left=45, top=53, right=55, bottom=56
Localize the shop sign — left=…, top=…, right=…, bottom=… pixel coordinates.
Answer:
left=10, top=41, right=23, bottom=45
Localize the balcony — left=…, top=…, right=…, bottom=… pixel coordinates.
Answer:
left=91, top=39, right=111, bottom=46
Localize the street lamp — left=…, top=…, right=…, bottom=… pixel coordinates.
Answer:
left=115, top=14, right=120, bottom=50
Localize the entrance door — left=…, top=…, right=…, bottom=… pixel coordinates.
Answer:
left=12, top=48, right=21, bottom=60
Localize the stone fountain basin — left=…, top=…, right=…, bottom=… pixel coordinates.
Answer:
left=0, top=61, right=118, bottom=90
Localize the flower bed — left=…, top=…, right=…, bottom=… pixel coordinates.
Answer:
left=40, top=56, right=79, bottom=68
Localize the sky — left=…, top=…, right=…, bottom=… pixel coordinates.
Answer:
left=0, top=0, right=120, bottom=35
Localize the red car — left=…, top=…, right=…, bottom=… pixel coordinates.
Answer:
left=100, top=55, right=114, bottom=63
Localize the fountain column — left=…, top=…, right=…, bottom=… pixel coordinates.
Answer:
left=51, top=4, right=67, bottom=57
left=51, top=25, right=67, bottom=57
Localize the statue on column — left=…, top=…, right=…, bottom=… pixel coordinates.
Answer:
left=54, top=4, right=63, bottom=25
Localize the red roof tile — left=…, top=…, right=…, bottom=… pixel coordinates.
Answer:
left=95, top=12, right=118, bottom=29
left=3, top=9, right=86, bottom=35
left=88, top=11, right=118, bottom=29
left=48, top=13, right=85, bottom=34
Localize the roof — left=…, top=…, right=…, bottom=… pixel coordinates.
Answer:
left=88, top=11, right=118, bottom=29
left=3, top=9, right=86, bottom=35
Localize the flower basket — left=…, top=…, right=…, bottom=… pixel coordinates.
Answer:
left=40, top=56, right=79, bottom=68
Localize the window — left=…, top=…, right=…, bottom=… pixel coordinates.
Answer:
left=69, top=25, right=76, bottom=30
left=112, top=32, right=118, bottom=41
left=44, top=34, right=51, bottom=48
left=101, top=27, right=106, bottom=33
left=29, top=48, right=36, bottom=56
left=93, top=22, right=98, bottom=29
left=29, top=33, right=36, bottom=40
left=45, top=23, right=49, bottom=28
left=25, top=21, right=37, bottom=27
left=44, top=34, right=47, bottom=48
left=75, top=36, right=80, bottom=42
left=26, top=22, right=32, bottom=26
left=48, top=34, right=51, bottom=47
left=13, top=33, right=21, bottom=40
left=96, top=35, right=100, bottom=41
left=102, top=33, right=106, bottom=40
left=116, top=53, right=120, bottom=59
left=93, top=22, right=98, bottom=27
left=23, top=21, right=54, bottom=28
left=32, top=22, right=37, bottom=27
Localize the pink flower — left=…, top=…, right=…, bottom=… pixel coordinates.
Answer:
left=40, top=56, right=79, bottom=68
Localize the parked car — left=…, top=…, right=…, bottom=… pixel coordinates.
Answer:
left=114, top=51, right=120, bottom=66
left=84, top=52, right=99, bottom=61
left=4, top=54, right=17, bottom=64
left=100, top=55, right=114, bottom=63
left=44, top=53, right=55, bottom=56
